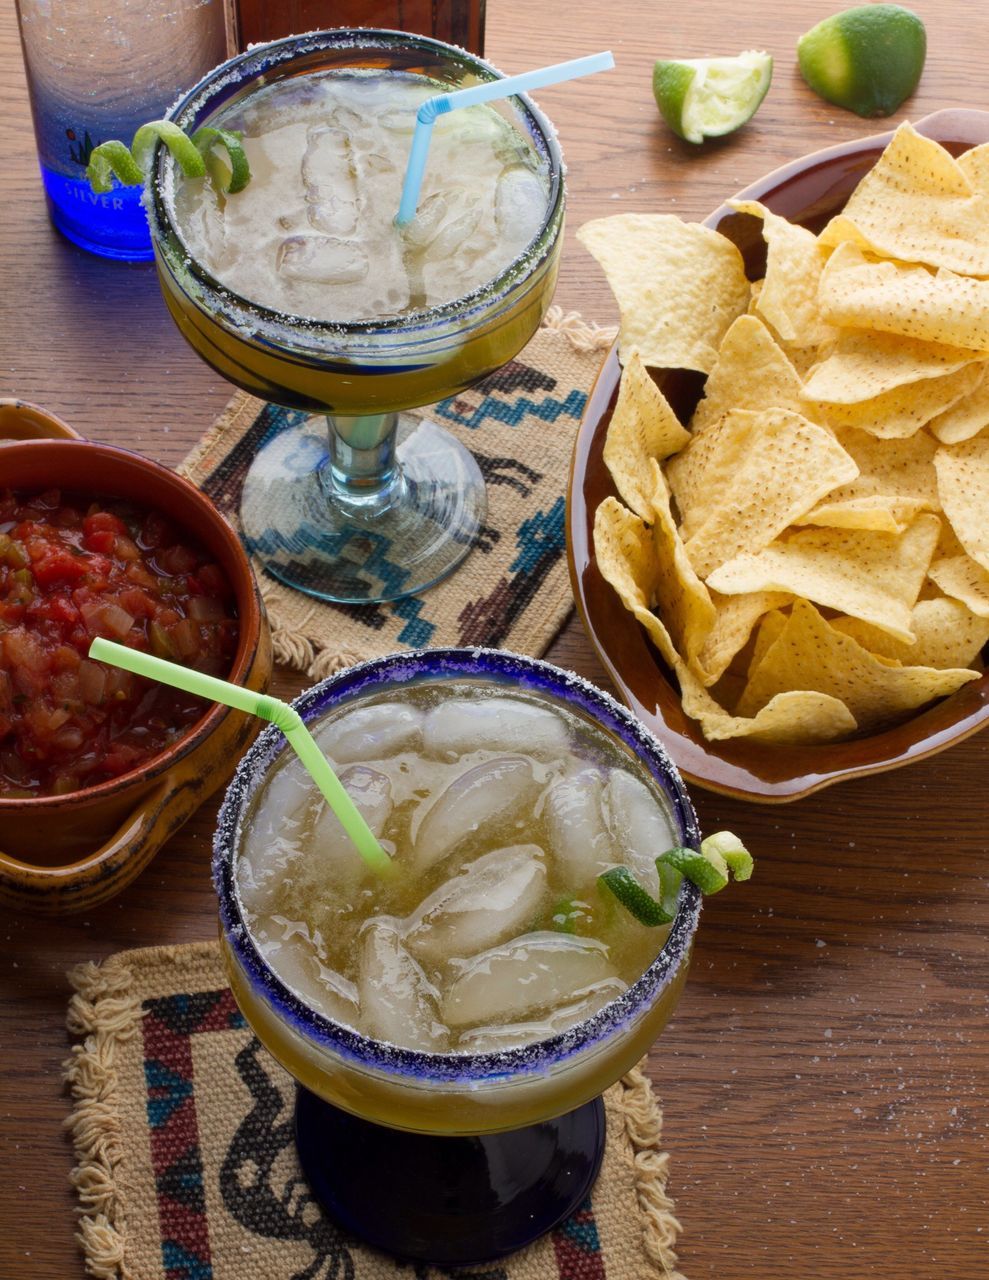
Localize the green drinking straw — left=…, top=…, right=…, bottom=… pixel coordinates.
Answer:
left=395, top=50, right=615, bottom=226
left=88, top=638, right=394, bottom=876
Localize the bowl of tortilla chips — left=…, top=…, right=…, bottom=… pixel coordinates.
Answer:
left=569, top=108, right=989, bottom=802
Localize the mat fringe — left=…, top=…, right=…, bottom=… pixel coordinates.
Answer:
left=64, top=956, right=142, bottom=1280
left=617, top=1066, right=687, bottom=1280
left=542, top=305, right=618, bottom=352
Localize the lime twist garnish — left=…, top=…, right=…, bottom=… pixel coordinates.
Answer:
left=86, top=120, right=250, bottom=195
left=599, top=831, right=754, bottom=926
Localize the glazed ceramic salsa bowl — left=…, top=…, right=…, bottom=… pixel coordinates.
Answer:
left=0, top=402, right=272, bottom=914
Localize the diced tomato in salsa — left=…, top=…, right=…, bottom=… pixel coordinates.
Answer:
left=0, top=489, right=239, bottom=798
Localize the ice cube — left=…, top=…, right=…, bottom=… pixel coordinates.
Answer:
left=236, top=836, right=302, bottom=916
left=404, top=845, right=547, bottom=966
left=357, top=151, right=396, bottom=178
left=302, top=126, right=357, bottom=236
left=495, top=166, right=547, bottom=250
left=412, top=756, right=541, bottom=874
left=442, top=932, right=614, bottom=1029
left=314, top=703, right=423, bottom=764
left=308, top=766, right=393, bottom=878
left=457, top=978, right=629, bottom=1051
left=258, top=919, right=360, bottom=1029
left=604, top=771, right=677, bottom=897
left=379, top=108, right=417, bottom=133
left=252, top=755, right=312, bottom=837
left=276, top=236, right=368, bottom=285
left=544, top=769, right=613, bottom=887
left=422, top=195, right=483, bottom=261
left=422, top=697, right=569, bottom=759
left=401, top=191, right=450, bottom=250
left=435, top=106, right=503, bottom=150
left=358, top=919, right=447, bottom=1051
left=238, top=756, right=313, bottom=910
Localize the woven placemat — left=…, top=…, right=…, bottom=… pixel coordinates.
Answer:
left=64, top=940, right=684, bottom=1280
left=177, top=310, right=615, bottom=681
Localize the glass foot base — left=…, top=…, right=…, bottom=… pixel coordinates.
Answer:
left=294, top=1087, right=606, bottom=1267
left=240, top=414, right=486, bottom=604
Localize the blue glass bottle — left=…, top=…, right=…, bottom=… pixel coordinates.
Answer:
left=15, top=0, right=228, bottom=261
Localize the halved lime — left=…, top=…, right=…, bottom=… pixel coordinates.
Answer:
left=653, top=50, right=773, bottom=145
left=797, top=4, right=926, bottom=118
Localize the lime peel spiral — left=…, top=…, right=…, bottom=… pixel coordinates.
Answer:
left=86, top=120, right=250, bottom=195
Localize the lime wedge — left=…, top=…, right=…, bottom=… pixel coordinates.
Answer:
left=653, top=50, right=772, bottom=144
left=797, top=4, right=926, bottom=118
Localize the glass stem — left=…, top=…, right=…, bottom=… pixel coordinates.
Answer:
left=325, top=411, right=404, bottom=516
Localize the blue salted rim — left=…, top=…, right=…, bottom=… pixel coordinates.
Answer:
left=213, top=647, right=702, bottom=1087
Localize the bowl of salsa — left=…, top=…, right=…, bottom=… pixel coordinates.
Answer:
left=0, top=404, right=272, bottom=913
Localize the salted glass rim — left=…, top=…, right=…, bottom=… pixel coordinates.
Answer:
left=213, top=647, right=702, bottom=1088
left=149, top=28, right=566, bottom=338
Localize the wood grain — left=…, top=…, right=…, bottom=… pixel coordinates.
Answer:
left=1, top=3, right=987, bottom=1277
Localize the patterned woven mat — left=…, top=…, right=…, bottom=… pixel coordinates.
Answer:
left=178, top=311, right=615, bottom=681
left=64, top=940, right=685, bottom=1280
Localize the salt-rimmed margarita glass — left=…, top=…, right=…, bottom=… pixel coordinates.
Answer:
left=213, top=648, right=701, bottom=1266
left=146, top=30, right=565, bottom=605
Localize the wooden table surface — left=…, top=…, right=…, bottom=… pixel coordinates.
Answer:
left=1, top=2, right=986, bottom=1277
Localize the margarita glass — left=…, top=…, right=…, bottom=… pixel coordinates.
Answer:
left=147, top=31, right=565, bottom=605
left=214, top=648, right=701, bottom=1265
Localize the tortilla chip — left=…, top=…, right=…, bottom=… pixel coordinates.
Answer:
left=957, top=141, right=989, bottom=195
left=693, top=589, right=792, bottom=686
left=675, top=656, right=858, bottom=744
left=667, top=410, right=758, bottom=539
left=747, top=608, right=789, bottom=679
left=796, top=495, right=929, bottom=534
left=928, top=554, right=989, bottom=618
left=796, top=427, right=939, bottom=532
left=819, top=243, right=989, bottom=351
left=927, top=367, right=989, bottom=444
left=604, top=350, right=690, bottom=520
left=729, top=199, right=834, bottom=346
left=689, top=315, right=806, bottom=436
left=934, top=435, right=989, bottom=571
left=593, top=497, right=678, bottom=667
left=808, top=361, right=983, bottom=439
left=647, top=460, right=716, bottom=671
left=787, top=344, right=830, bottom=379
left=832, top=598, right=989, bottom=669
left=817, top=123, right=989, bottom=277
left=802, top=331, right=985, bottom=404
left=593, top=485, right=716, bottom=674
left=679, top=410, right=859, bottom=579
left=577, top=214, right=750, bottom=373
left=707, top=514, right=942, bottom=643
left=738, top=599, right=978, bottom=731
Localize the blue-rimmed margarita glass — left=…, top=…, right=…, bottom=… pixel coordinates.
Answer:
left=213, top=648, right=701, bottom=1266
left=147, top=30, right=565, bottom=605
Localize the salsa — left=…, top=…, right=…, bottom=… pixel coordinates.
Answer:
left=0, top=488, right=239, bottom=798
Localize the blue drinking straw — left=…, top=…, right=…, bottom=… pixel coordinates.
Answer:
left=395, top=50, right=615, bottom=227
